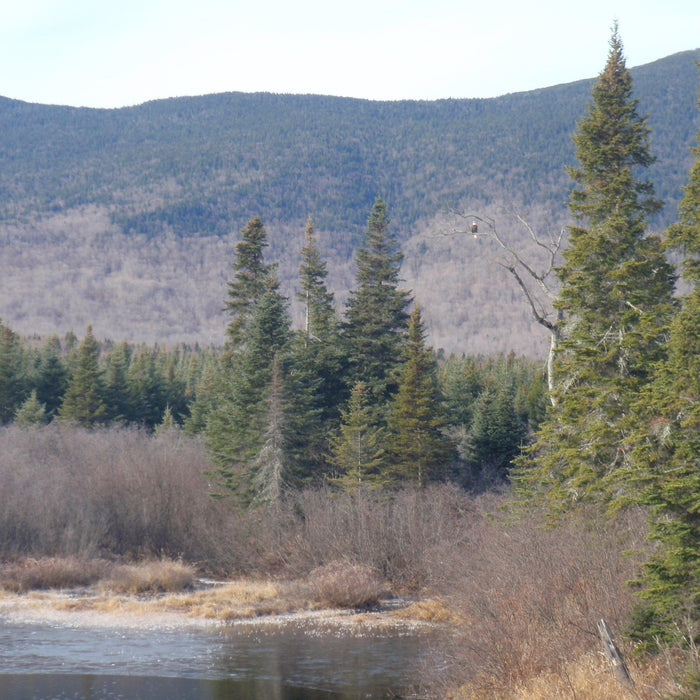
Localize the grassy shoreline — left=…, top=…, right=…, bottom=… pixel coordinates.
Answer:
left=0, top=556, right=446, bottom=628
left=0, top=556, right=691, bottom=699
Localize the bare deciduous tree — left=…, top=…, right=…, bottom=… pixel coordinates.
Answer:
left=444, top=209, right=566, bottom=404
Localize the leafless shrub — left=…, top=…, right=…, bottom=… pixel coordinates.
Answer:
left=101, top=559, right=196, bottom=594
left=0, top=424, right=243, bottom=571
left=424, top=501, right=654, bottom=698
left=262, top=484, right=477, bottom=589
left=0, top=557, right=112, bottom=592
left=308, top=561, right=388, bottom=608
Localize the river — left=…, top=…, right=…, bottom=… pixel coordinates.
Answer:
left=0, top=614, right=432, bottom=699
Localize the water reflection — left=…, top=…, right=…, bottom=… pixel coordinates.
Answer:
left=0, top=673, right=343, bottom=699
left=0, top=618, right=429, bottom=699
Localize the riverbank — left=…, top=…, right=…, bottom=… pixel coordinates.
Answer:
left=0, top=578, right=445, bottom=633
left=0, top=570, right=688, bottom=699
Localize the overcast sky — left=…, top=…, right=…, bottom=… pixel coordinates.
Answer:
left=2, top=0, right=699, bottom=108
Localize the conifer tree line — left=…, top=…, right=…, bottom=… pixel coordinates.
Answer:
left=191, top=200, right=547, bottom=500
left=0, top=208, right=547, bottom=494
left=0, top=325, right=214, bottom=430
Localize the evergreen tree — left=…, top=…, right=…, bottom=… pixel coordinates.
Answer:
left=58, top=325, right=107, bottom=426
left=342, top=198, right=411, bottom=415
left=468, top=384, right=525, bottom=484
left=33, top=335, right=68, bottom=420
left=159, top=350, right=189, bottom=424
left=286, top=215, right=347, bottom=482
left=440, top=355, right=483, bottom=431
left=126, top=347, right=168, bottom=428
left=628, top=84, right=700, bottom=641
left=514, top=26, right=676, bottom=509
left=330, top=382, right=386, bottom=490
left=14, top=389, right=47, bottom=427
left=298, top=215, right=336, bottom=341
left=154, top=405, right=179, bottom=437
left=206, top=277, right=291, bottom=499
left=251, top=357, right=289, bottom=507
left=224, top=216, right=276, bottom=352
left=0, top=319, right=27, bottom=424
left=386, top=306, right=454, bottom=486
left=103, top=341, right=132, bottom=423
left=184, top=357, right=220, bottom=434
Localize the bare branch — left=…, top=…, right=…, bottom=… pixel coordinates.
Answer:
left=445, top=208, right=564, bottom=307
left=498, top=261, right=555, bottom=331
left=441, top=207, right=567, bottom=406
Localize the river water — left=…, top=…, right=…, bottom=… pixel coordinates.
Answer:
left=0, top=615, right=431, bottom=699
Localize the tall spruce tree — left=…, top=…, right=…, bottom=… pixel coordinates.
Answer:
left=58, top=325, right=107, bottom=426
left=224, top=216, right=277, bottom=352
left=627, top=83, right=700, bottom=641
left=387, top=306, right=454, bottom=486
left=0, top=319, right=26, bottom=424
left=287, top=215, right=347, bottom=482
left=206, top=276, right=292, bottom=500
left=298, top=215, right=336, bottom=341
left=342, top=198, right=411, bottom=416
left=514, top=26, right=676, bottom=509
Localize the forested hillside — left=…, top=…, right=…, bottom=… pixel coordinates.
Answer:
left=0, top=49, right=698, bottom=354
left=1, top=32, right=700, bottom=698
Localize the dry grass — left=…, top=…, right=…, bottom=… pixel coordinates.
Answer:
left=0, top=576, right=311, bottom=623
left=0, top=557, right=198, bottom=596
left=0, top=557, right=112, bottom=592
left=156, top=580, right=300, bottom=620
left=308, top=561, right=388, bottom=609
left=446, top=649, right=680, bottom=700
left=392, top=598, right=454, bottom=623
left=99, top=559, right=195, bottom=594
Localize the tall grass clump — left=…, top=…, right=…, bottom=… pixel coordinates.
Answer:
left=0, top=557, right=111, bottom=592
left=101, top=559, right=196, bottom=594
left=308, top=561, right=388, bottom=608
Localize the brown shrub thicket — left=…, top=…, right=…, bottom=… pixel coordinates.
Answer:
left=0, top=424, right=239, bottom=570
left=422, top=503, right=659, bottom=699
left=258, top=484, right=478, bottom=588
left=0, top=556, right=111, bottom=592
left=308, top=561, right=388, bottom=608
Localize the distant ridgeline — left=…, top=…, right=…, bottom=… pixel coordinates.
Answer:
left=0, top=49, right=698, bottom=243
left=0, top=49, right=698, bottom=354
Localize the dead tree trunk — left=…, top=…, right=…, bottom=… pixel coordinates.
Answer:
left=597, top=618, right=640, bottom=699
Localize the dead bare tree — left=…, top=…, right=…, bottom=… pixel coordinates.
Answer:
left=445, top=209, right=566, bottom=405
left=597, top=618, right=641, bottom=699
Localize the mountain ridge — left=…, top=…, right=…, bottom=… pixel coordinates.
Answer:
left=1, top=49, right=698, bottom=356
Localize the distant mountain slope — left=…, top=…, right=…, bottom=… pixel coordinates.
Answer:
left=1, top=49, right=698, bottom=355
